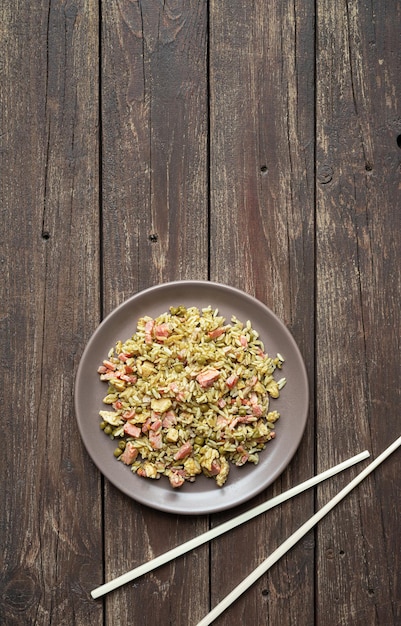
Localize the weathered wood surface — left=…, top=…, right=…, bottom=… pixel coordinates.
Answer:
left=0, top=1, right=400, bottom=625
left=316, top=2, right=401, bottom=625
left=0, top=2, right=103, bottom=625
left=209, top=1, right=316, bottom=624
left=101, top=2, right=210, bottom=625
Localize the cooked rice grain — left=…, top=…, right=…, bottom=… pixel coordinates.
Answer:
left=97, top=306, right=286, bottom=488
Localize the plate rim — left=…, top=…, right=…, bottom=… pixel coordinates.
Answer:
left=74, top=280, right=309, bottom=515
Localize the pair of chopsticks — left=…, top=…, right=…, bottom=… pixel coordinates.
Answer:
left=91, top=435, right=401, bottom=626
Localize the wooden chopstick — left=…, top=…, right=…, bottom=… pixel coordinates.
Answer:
left=196, top=435, right=401, bottom=626
left=91, top=449, right=369, bottom=599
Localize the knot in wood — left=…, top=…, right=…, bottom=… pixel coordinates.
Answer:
left=3, top=570, right=39, bottom=612
left=65, top=4, right=78, bottom=20
left=317, top=165, right=333, bottom=184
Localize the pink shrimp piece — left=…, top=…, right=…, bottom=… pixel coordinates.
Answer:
left=149, top=430, right=163, bottom=449
left=154, top=323, right=170, bottom=341
left=196, top=368, right=220, bottom=388
left=248, top=392, right=263, bottom=416
left=210, top=460, right=221, bottom=476
left=239, top=415, right=255, bottom=424
left=144, top=319, right=154, bottom=344
left=239, top=335, right=248, bottom=348
left=228, top=417, right=240, bottom=430
left=141, top=418, right=152, bottom=433
left=120, top=374, right=138, bottom=384
left=100, top=371, right=118, bottom=381
left=122, top=409, right=136, bottom=421
left=174, top=441, right=193, bottom=461
left=217, top=398, right=226, bottom=408
left=226, top=373, right=239, bottom=389
left=235, top=445, right=249, bottom=466
left=169, top=382, right=186, bottom=401
left=228, top=414, right=253, bottom=430
left=120, top=442, right=138, bottom=465
left=162, top=410, right=177, bottom=428
left=216, top=415, right=230, bottom=428
left=169, top=471, right=186, bottom=488
left=103, top=360, right=116, bottom=370
left=251, top=404, right=263, bottom=417
left=150, top=418, right=162, bottom=431
left=123, top=423, right=141, bottom=438
left=236, top=453, right=249, bottom=466
left=208, top=327, right=225, bottom=339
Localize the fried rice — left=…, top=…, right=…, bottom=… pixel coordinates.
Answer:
left=97, top=305, right=286, bottom=488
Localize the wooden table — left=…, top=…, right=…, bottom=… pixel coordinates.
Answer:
left=1, top=2, right=400, bottom=625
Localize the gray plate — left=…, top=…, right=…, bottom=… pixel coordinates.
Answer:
left=74, top=281, right=309, bottom=515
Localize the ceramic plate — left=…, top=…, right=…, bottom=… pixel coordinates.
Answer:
left=74, top=281, right=309, bottom=515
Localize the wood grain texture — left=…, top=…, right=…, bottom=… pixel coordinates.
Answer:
left=1, top=0, right=400, bottom=624
left=316, top=1, right=401, bottom=625
left=100, top=2, right=210, bottom=625
left=0, top=1, right=102, bottom=625
left=209, top=1, right=315, bottom=624
left=101, top=0, right=209, bottom=305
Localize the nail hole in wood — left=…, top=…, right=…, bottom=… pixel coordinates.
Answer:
left=260, top=165, right=268, bottom=174
left=261, top=589, right=269, bottom=596
left=42, top=231, right=50, bottom=240
left=397, top=134, right=401, bottom=148
left=148, top=233, right=158, bottom=243
left=365, top=163, right=373, bottom=172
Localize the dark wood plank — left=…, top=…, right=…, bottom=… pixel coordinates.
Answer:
left=101, top=0, right=209, bottom=301
left=209, top=1, right=316, bottom=624
left=100, top=2, right=210, bottom=624
left=0, top=1, right=102, bottom=625
left=2, top=2, right=400, bottom=625
left=316, top=1, right=401, bottom=624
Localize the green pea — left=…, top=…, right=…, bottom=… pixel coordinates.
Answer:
left=199, top=404, right=209, bottom=413
left=100, top=421, right=107, bottom=430
left=118, top=440, right=126, bottom=450
left=135, top=406, right=143, bottom=414
left=195, top=436, right=205, bottom=446
left=174, top=363, right=184, bottom=373
left=113, top=448, right=122, bottom=458
left=238, top=407, right=247, bottom=416
left=104, top=425, right=112, bottom=436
